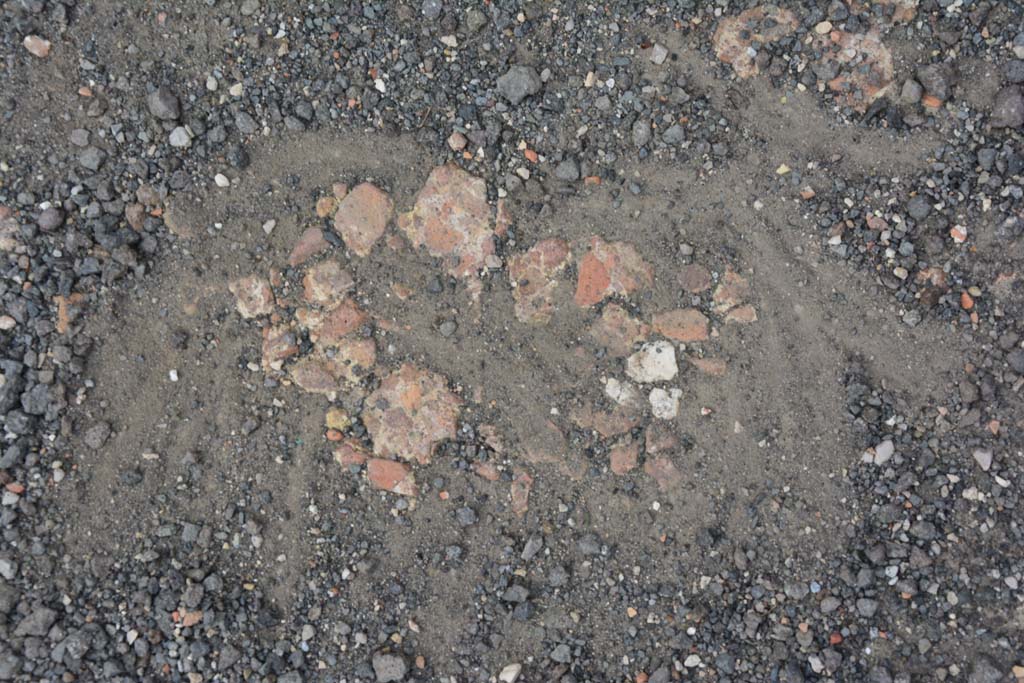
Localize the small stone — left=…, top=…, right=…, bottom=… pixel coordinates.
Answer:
left=496, top=65, right=542, bottom=105
left=972, top=449, right=993, bottom=472
left=652, top=309, right=709, bottom=342
left=78, top=146, right=106, bottom=171
left=289, top=227, right=330, bottom=267
left=169, top=126, right=192, bottom=148
left=229, top=276, right=274, bottom=318
left=372, top=651, right=408, bottom=682
left=499, top=663, right=522, bottom=683
left=147, top=86, right=181, bottom=120
left=873, top=439, right=895, bottom=465
left=447, top=132, right=467, bottom=151
left=632, top=119, right=652, bottom=148
left=554, top=158, right=580, bottom=181
left=649, top=387, right=682, bottom=420
left=649, top=43, right=668, bottom=65
left=366, top=459, right=417, bottom=496
left=906, top=195, right=931, bottom=220
left=626, top=341, right=678, bottom=383
left=84, top=422, right=111, bottom=449
left=609, top=439, right=639, bottom=475
left=214, top=173, right=230, bottom=187
left=23, top=35, right=51, bottom=58
left=508, top=239, right=571, bottom=324
left=991, top=86, right=1024, bottom=129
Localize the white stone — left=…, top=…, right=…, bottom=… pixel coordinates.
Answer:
left=214, top=173, right=230, bottom=187
left=649, top=387, right=682, bottom=420
left=499, top=663, right=522, bottom=683
left=626, top=341, right=678, bottom=383
left=603, top=378, right=639, bottom=407
left=972, top=448, right=992, bottom=472
left=873, top=439, right=894, bottom=465
left=684, top=654, right=701, bottom=667
left=650, top=43, right=668, bottom=65
left=229, top=83, right=244, bottom=97
left=169, top=126, right=191, bottom=148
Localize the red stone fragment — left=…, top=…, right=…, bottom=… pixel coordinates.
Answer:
left=587, top=303, right=650, bottom=356
left=652, top=308, right=709, bottom=342
left=363, top=363, right=461, bottom=464
left=261, top=325, right=299, bottom=372
left=334, top=182, right=394, bottom=257
left=713, top=6, right=799, bottom=79
left=303, top=261, right=355, bottom=305
left=510, top=470, right=533, bottom=517
left=397, top=164, right=495, bottom=281
left=508, top=238, right=572, bottom=324
left=574, top=237, right=653, bottom=307
left=288, top=227, right=330, bottom=267
left=367, top=458, right=417, bottom=496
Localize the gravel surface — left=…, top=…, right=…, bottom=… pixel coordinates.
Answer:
left=1, top=0, right=1023, bottom=682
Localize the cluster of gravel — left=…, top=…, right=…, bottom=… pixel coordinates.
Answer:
left=0, top=0, right=1022, bottom=681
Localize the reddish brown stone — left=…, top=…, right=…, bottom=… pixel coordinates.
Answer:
left=725, top=305, right=758, bottom=324
left=262, top=325, right=299, bottom=372
left=473, top=462, right=501, bottom=481
left=315, top=196, right=337, bottom=219
left=713, top=268, right=750, bottom=311
left=819, top=31, right=894, bottom=112
left=303, top=261, right=355, bottom=305
left=397, top=164, right=495, bottom=281
left=363, top=363, right=461, bottom=464
left=587, top=303, right=650, bottom=357
left=23, top=35, right=51, bottom=58
left=678, top=264, right=712, bottom=293
left=289, top=355, right=344, bottom=395
left=494, top=198, right=513, bottom=238
left=689, top=357, right=727, bottom=376
left=569, top=401, right=640, bottom=439
left=522, top=419, right=568, bottom=465
left=644, top=456, right=683, bottom=490
left=125, top=203, right=146, bottom=230
left=55, top=293, right=85, bottom=335
left=289, top=227, right=330, bottom=267
left=574, top=237, right=653, bottom=307
left=644, top=423, right=678, bottom=455
left=508, top=238, right=572, bottom=324
left=334, top=440, right=369, bottom=467
left=325, top=338, right=377, bottom=382
left=510, top=470, right=533, bottom=517
left=367, top=458, right=417, bottom=496
left=229, top=275, right=274, bottom=318
left=652, top=308, right=709, bottom=343
left=609, top=438, right=639, bottom=475
left=713, top=6, right=799, bottom=79
left=334, top=182, right=394, bottom=257
left=302, top=300, right=368, bottom=346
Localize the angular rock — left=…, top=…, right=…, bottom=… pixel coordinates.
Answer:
left=300, top=300, right=368, bottom=347
left=334, top=182, right=394, bottom=257
left=289, top=227, right=330, bottom=267
left=725, top=305, right=758, bottom=324
left=496, top=65, right=542, bottom=105
left=397, top=165, right=495, bottom=286
left=569, top=402, right=639, bottom=439
left=713, top=268, right=751, bottom=311
left=372, top=651, right=408, bottom=682
left=147, top=86, right=181, bottom=120
left=303, top=261, right=355, bottom=305
left=649, top=387, right=682, bottom=420
left=626, top=341, right=678, bottom=383
left=991, top=86, right=1024, bottom=129
left=229, top=275, right=274, bottom=318
left=262, top=325, right=299, bottom=372
left=652, top=309, right=709, bottom=343
left=508, top=239, right=571, bottom=324
left=366, top=459, right=417, bottom=496
left=587, top=304, right=650, bottom=357
left=574, top=237, right=653, bottom=307
left=23, top=35, right=51, bottom=58
left=363, top=364, right=461, bottom=463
